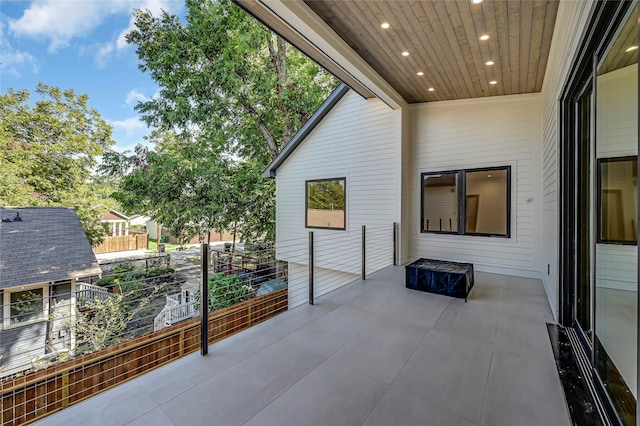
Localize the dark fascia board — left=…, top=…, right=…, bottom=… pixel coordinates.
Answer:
left=262, top=83, right=350, bottom=178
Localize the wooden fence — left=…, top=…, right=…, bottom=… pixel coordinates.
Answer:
left=0, top=288, right=288, bottom=426
left=93, top=234, right=149, bottom=254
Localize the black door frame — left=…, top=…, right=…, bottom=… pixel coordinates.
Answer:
left=558, top=1, right=637, bottom=424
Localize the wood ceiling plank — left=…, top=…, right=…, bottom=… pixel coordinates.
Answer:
left=360, top=1, right=420, bottom=101
left=431, top=0, right=474, bottom=99
left=507, top=1, right=522, bottom=94
left=518, top=0, right=534, bottom=94
left=459, top=0, right=494, bottom=98
left=447, top=0, right=485, bottom=98
left=492, top=1, right=512, bottom=95
left=525, top=0, right=547, bottom=93
left=404, top=1, right=462, bottom=101
left=534, top=1, right=559, bottom=91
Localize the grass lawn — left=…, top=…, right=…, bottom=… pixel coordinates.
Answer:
left=147, top=238, right=182, bottom=253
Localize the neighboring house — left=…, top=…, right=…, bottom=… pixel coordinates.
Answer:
left=100, top=209, right=131, bottom=236
left=243, top=1, right=638, bottom=423
left=0, top=207, right=102, bottom=377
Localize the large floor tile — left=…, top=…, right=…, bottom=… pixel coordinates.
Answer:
left=126, top=407, right=175, bottom=426
left=380, top=290, right=451, bottom=328
left=331, top=316, right=428, bottom=384
left=244, top=358, right=387, bottom=426
left=434, top=301, right=499, bottom=344
left=160, top=339, right=326, bottom=425
left=392, top=329, right=493, bottom=423
left=480, top=350, right=571, bottom=426
left=36, top=381, right=158, bottom=426
left=363, top=387, right=477, bottom=426
left=286, top=304, right=381, bottom=356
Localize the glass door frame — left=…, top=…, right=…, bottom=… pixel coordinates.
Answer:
left=559, top=1, right=638, bottom=424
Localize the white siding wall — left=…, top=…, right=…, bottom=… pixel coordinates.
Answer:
left=596, top=64, right=638, bottom=292
left=540, top=0, right=595, bottom=320
left=409, top=94, right=542, bottom=278
left=275, top=91, right=401, bottom=308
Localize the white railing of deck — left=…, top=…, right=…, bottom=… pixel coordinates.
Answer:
left=76, top=282, right=112, bottom=306
left=153, top=292, right=199, bottom=331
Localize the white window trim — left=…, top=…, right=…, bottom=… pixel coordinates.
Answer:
left=3, top=282, right=50, bottom=330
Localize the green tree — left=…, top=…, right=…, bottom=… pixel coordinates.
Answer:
left=127, top=0, right=337, bottom=163
left=110, top=0, right=337, bottom=242
left=0, top=83, right=116, bottom=245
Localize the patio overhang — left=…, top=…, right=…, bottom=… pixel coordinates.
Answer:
left=235, top=0, right=560, bottom=106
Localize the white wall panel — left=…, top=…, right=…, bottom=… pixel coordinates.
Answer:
left=275, top=91, right=400, bottom=305
left=409, top=94, right=542, bottom=279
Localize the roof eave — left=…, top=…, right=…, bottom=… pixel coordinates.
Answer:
left=262, top=83, right=351, bottom=178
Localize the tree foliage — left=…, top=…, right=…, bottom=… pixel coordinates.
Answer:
left=308, top=180, right=345, bottom=210
left=0, top=83, right=116, bottom=245
left=106, top=0, right=337, bottom=241
left=127, top=0, right=337, bottom=163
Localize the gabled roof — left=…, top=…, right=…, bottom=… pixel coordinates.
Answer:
left=101, top=209, right=130, bottom=222
left=0, top=207, right=101, bottom=289
left=262, top=83, right=350, bottom=178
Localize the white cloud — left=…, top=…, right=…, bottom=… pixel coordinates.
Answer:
left=8, top=1, right=108, bottom=52
left=0, top=21, right=38, bottom=77
left=125, top=89, right=149, bottom=108
left=110, top=116, right=146, bottom=135
left=8, top=1, right=182, bottom=54
left=94, top=42, right=114, bottom=69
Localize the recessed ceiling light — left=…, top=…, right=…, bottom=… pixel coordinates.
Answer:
left=479, top=34, right=490, bottom=41
left=417, top=71, right=424, bottom=76
left=489, top=80, right=498, bottom=85
left=485, top=60, right=494, bottom=66
left=402, top=51, right=410, bottom=57
left=626, top=45, right=638, bottom=52
left=487, top=174, right=492, bottom=178
left=471, top=0, right=483, bottom=4
left=381, top=22, right=390, bottom=29
left=428, top=87, right=435, bottom=92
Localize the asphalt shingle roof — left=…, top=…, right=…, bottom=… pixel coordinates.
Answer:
left=0, top=207, right=101, bottom=289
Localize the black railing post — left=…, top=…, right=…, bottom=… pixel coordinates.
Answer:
left=362, top=225, right=366, bottom=280
left=309, top=232, right=314, bottom=305
left=393, top=222, right=397, bottom=266
left=200, top=243, right=209, bottom=356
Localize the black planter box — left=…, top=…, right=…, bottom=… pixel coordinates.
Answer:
left=405, top=258, right=474, bottom=301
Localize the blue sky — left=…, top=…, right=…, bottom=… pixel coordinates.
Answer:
left=1, top=0, right=184, bottom=152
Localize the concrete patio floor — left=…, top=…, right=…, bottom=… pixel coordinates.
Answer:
left=37, top=266, right=570, bottom=426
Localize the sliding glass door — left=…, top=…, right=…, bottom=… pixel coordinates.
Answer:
left=593, top=5, right=638, bottom=421
left=562, top=2, right=638, bottom=424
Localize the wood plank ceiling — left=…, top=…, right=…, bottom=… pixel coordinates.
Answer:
left=304, top=0, right=560, bottom=103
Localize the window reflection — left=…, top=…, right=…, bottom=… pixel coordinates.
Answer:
left=599, top=158, right=638, bottom=243
left=306, top=178, right=346, bottom=229
left=423, top=173, right=458, bottom=232
left=466, top=169, right=508, bottom=235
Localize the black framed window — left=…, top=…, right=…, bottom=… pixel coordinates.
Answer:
left=305, top=177, right=346, bottom=230
left=597, top=156, right=638, bottom=244
left=421, top=166, right=511, bottom=237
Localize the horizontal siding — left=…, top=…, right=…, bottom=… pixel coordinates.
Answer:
left=0, top=321, right=47, bottom=377
left=288, top=262, right=358, bottom=308
left=596, top=64, right=638, bottom=158
left=276, top=90, right=400, bottom=302
left=539, top=0, right=594, bottom=319
left=596, top=245, right=638, bottom=292
left=409, top=94, right=542, bottom=278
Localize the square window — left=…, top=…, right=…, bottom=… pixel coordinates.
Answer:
left=3, top=284, right=48, bottom=328
left=306, top=178, right=346, bottom=230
